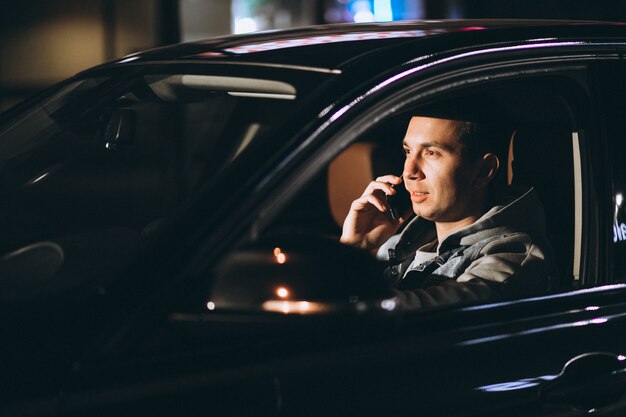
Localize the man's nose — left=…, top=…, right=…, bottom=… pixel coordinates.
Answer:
left=403, top=157, right=424, bottom=180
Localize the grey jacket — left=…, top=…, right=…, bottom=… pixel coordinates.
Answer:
left=376, top=187, right=554, bottom=309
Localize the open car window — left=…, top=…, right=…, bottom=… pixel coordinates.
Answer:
left=223, top=70, right=591, bottom=315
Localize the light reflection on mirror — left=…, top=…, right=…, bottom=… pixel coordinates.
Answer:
left=276, top=286, right=289, bottom=298
left=263, top=300, right=323, bottom=314
left=381, top=299, right=397, bottom=311
left=273, top=247, right=287, bottom=264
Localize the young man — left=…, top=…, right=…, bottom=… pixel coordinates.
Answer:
left=340, top=114, right=554, bottom=309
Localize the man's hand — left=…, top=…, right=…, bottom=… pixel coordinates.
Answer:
left=340, top=175, right=409, bottom=250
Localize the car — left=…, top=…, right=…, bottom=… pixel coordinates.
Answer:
left=2, top=19, right=626, bottom=416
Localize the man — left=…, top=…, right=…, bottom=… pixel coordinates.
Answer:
left=340, top=113, right=554, bottom=309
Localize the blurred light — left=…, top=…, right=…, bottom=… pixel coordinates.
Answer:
left=223, top=31, right=429, bottom=54
left=374, top=0, right=393, bottom=22
left=274, top=247, right=287, bottom=264
left=206, top=301, right=216, bottom=310
left=274, top=9, right=292, bottom=28
left=618, top=355, right=626, bottom=361
left=195, top=52, right=227, bottom=58
left=324, top=7, right=343, bottom=23
left=118, top=56, right=140, bottom=64
left=617, top=193, right=623, bottom=207
left=459, top=26, right=487, bottom=31
left=447, top=1, right=463, bottom=19
left=27, top=172, right=50, bottom=185
left=276, top=287, right=289, bottom=298
left=381, top=298, right=397, bottom=311
left=585, top=306, right=600, bottom=311
left=478, top=375, right=557, bottom=392
left=354, top=10, right=375, bottom=23
left=263, top=300, right=324, bottom=314
left=590, top=318, right=608, bottom=325
left=234, top=17, right=258, bottom=34
left=479, top=379, right=540, bottom=392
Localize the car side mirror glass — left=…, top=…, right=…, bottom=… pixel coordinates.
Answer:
left=102, top=109, right=136, bottom=150
left=210, top=235, right=398, bottom=315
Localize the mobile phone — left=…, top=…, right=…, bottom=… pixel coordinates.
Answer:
left=386, top=185, right=411, bottom=221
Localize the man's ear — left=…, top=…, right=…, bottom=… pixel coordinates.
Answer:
left=475, top=153, right=500, bottom=189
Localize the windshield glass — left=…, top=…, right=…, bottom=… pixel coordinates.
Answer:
left=0, top=66, right=320, bottom=262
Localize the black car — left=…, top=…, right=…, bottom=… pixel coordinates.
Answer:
left=2, top=19, right=626, bottom=416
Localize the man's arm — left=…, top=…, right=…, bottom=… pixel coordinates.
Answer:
left=395, top=233, right=552, bottom=309
left=393, top=278, right=494, bottom=309
left=457, top=233, right=552, bottom=298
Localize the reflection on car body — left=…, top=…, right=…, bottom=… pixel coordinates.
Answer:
left=2, top=19, right=626, bottom=417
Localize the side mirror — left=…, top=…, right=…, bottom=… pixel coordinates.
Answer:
left=102, top=109, right=136, bottom=150
left=210, top=235, right=398, bottom=315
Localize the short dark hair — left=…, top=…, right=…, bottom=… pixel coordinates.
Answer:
left=457, top=120, right=512, bottom=195
left=414, top=95, right=514, bottom=193
left=456, top=119, right=511, bottom=160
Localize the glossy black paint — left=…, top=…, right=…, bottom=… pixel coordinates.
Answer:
left=2, top=20, right=626, bottom=417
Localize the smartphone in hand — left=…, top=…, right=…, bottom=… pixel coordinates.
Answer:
left=386, top=185, right=411, bottom=221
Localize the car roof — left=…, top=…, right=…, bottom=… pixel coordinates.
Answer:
left=101, top=19, right=626, bottom=72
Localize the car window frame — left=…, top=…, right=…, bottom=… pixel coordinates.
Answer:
left=594, top=52, right=626, bottom=284
left=231, top=48, right=619, bottom=304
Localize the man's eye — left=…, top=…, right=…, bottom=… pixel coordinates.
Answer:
left=424, top=149, right=439, bottom=157
left=403, top=148, right=411, bottom=155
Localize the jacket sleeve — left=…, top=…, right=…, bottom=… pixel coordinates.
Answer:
left=394, top=232, right=552, bottom=310
left=392, top=278, right=494, bottom=309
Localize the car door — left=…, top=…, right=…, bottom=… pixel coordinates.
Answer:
left=237, top=45, right=626, bottom=416
left=23, top=42, right=626, bottom=417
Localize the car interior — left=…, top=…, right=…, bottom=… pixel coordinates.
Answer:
left=0, top=71, right=588, bottom=306
left=0, top=73, right=301, bottom=302
left=265, top=74, right=586, bottom=297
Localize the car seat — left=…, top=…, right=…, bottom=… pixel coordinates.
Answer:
left=327, top=141, right=404, bottom=228
left=509, top=123, right=576, bottom=290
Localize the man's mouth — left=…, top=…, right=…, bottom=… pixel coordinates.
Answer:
left=410, top=191, right=429, bottom=202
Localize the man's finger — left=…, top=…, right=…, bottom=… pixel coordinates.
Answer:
left=364, top=180, right=398, bottom=197
left=374, top=174, right=403, bottom=185
left=352, top=193, right=388, bottom=213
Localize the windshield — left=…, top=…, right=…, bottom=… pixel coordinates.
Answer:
left=0, top=66, right=323, bottom=261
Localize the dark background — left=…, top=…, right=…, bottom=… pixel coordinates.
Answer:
left=1, top=0, right=625, bottom=112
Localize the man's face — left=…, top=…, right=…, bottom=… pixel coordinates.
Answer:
left=402, top=116, right=484, bottom=225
